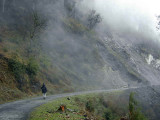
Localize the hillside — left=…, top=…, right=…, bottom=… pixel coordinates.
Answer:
left=1, top=0, right=160, bottom=103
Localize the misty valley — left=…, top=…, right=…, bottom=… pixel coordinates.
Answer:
left=0, top=0, right=160, bottom=120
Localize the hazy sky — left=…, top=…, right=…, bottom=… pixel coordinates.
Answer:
left=78, top=0, right=160, bottom=41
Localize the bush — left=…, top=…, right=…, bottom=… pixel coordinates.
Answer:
left=3, top=48, right=8, bottom=52
left=8, top=59, right=25, bottom=79
left=63, top=18, right=88, bottom=34
left=87, top=10, right=102, bottom=29
left=86, top=100, right=95, bottom=112
left=105, top=109, right=114, bottom=120
left=0, top=36, right=2, bottom=42
left=129, top=93, right=148, bottom=120
left=8, top=58, right=26, bottom=89
left=26, top=58, right=39, bottom=76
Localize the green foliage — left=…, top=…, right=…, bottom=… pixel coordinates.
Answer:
left=30, top=96, right=85, bottom=120
left=8, top=34, right=22, bottom=44
left=3, top=48, right=8, bottom=52
left=105, top=109, right=114, bottom=120
left=8, top=58, right=25, bottom=79
left=64, top=0, right=76, bottom=12
left=24, top=11, right=47, bottom=57
left=86, top=100, right=95, bottom=112
left=8, top=55, right=39, bottom=91
left=63, top=18, right=88, bottom=34
left=129, top=93, right=137, bottom=114
left=26, top=58, right=39, bottom=76
left=129, top=93, right=148, bottom=120
left=30, top=92, right=124, bottom=120
left=39, top=55, right=51, bottom=69
left=8, top=57, right=26, bottom=87
left=30, top=12, right=46, bottom=39
left=0, top=36, right=2, bottom=42
left=87, top=10, right=102, bottom=29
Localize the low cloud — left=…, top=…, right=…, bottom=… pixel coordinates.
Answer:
left=77, top=0, right=160, bottom=43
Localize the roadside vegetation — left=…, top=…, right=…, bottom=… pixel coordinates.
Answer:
left=29, top=92, right=147, bottom=120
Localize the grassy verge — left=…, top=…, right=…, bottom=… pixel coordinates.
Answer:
left=29, top=91, right=129, bottom=120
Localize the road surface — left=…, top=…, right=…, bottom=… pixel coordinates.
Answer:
left=0, top=88, right=132, bottom=120
left=1, top=86, right=158, bottom=120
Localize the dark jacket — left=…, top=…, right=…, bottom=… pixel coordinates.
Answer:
left=41, top=84, right=47, bottom=93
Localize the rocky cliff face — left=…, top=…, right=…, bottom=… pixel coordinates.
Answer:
left=98, top=33, right=160, bottom=87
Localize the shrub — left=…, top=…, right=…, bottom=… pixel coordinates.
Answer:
left=129, top=93, right=148, bottom=120
left=8, top=38, right=20, bottom=44
left=8, top=58, right=26, bottom=89
left=63, top=18, right=88, bottom=34
left=0, top=36, right=2, bottom=42
left=26, top=58, right=39, bottom=76
left=87, top=10, right=102, bottom=29
left=86, top=100, right=95, bottom=112
left=8, top=58, right=25, bottom=79
left=3, top=48, right=8, bottom=52
left=105, top=109, right=114, bottom=120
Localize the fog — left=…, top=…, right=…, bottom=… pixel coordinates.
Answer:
left=1, top=0, right=160, bottom=89
left=37, top=0, right=160, bottom=86
left=78, top=0, right=160, bottom=43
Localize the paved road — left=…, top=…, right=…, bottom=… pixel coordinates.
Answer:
left=0, top=87, right=140, bottom=120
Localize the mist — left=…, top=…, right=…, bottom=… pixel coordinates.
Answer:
left=1, top=2, right=160, bottom=119
left=38, top=0, right=160, bottom=87
left=77, top=0, right=160, bottom=44
left=1, top=0, right=160, bottom=90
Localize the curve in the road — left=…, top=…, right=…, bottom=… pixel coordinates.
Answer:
left=0, top=87, right=139, bottom=120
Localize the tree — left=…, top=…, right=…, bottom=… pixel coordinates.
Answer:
left=26, top=11, right=47, bottom=57
left=87, top=10, right=102, bottom=29
left=129, top=93, right=148, bottom=120
left=29, top=12, right=46, bottom=39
